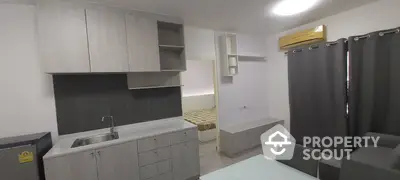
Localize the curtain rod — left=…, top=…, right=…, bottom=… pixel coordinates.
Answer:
left=354, top=28, right=399, bottom=41
left=284, top=28, right=399, bottom=54
left=379, top=28, right=400, bottom=36
left=354, top=34, right=370, bottom=41
left=284, top=39, right=346, bottom=54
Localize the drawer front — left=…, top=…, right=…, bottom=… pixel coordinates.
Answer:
left=157, top=160, right=171, bottom=174
left=170, top=128, right=198, bottom=144
left=160, top=172, right=173, bottom=180
left=156, top=134, right=170, bottom=148
left=140, top=164, right=157, bottom=180
left=138, top=134, right=171, bottom=152
left=138, top=137, right=158, bottom=152
left=146, top=172, right=172, bottom=180
left=139, top=150, right=158, bottom=166
left=157, top=147, right=171, bottom=161
left=139, top=147, right=171, bottom=166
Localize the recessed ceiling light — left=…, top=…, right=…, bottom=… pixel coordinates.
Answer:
left=272, top=0, right=319, bottom=16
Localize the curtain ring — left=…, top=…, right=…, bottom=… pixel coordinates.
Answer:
left=292, top=49, right=302, bottom=53
left=354, top=37, right=359, bottom=41
left=397, top=29, right=400, bottom=33
left=379, top=32, right=384, bottom=36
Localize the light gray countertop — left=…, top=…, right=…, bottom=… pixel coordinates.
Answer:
left=44, top=116, right=196, bottom=159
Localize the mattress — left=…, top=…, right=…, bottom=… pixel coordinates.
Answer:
left=184, top=108, right=217, bottom=131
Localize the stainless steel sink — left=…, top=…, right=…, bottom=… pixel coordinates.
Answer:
left=71, top=132, right=119, bottom=148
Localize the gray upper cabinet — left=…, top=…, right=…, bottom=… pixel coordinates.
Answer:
left=44, top=150, right=98, bottom=180
left=126, top=12, right=160, bottom=72
left=37, top=1, right=90, bottom=73
left=86, top=7, right=129, bottom=72
left=37, top=1, right=185, bottom=74
left=96, top=141, right=139, bottom=180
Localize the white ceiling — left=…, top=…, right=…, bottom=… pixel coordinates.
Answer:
left=80, top=0, right=378, bottom=35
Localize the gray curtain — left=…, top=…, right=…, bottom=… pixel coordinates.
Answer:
left=288, top=39, right=348, bottom=144
left=349, top=27, right=400, bottom=136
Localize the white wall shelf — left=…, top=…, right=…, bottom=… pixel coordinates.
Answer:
left=159, top=45, right=185, bottom=48
left=219, top=33, right=239, bottom=76
left=159, top=45, right=185, bottom=52
left=238, top=55, right=267, bottom=61
left=128, top=85, right=183, bottom=90
left=127, top=72, right=181, bottom=89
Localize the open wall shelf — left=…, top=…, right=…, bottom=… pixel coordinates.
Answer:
left=238, top=55, right=267, bottom=61
left=157, top=21, right=186, bottom=71
left=127, top=71, right=181, bottom=89
left=159, top=49, right=186, bottom=71
left=219, top=33, right=239, bottom=76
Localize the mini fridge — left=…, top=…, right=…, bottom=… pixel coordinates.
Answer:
left=0, top=132, right=52, bottom=180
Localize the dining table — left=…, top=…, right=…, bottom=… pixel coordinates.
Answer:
left=200, top=154, right=319, bottom=180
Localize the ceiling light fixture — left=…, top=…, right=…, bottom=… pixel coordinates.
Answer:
left=272, top=0, right=319, bottom=16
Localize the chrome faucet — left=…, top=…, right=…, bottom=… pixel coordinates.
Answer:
left=102, top=116, right=117, bottom=136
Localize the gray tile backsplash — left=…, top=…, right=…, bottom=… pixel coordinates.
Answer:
left=53, top=74, right=182, bottom=135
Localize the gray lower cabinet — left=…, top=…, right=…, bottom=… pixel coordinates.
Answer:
left=138, top=128, right=200, bottom=180
left=44, top=150, right=98, bottom=180
left=44, top=128, right=199, bottom=180
left=171, top=141, right=200, bottom=180
left=220, top=119, right=284, bottom=157
left=97, top=142, right=139, bottom=180
left=44, top=141, right=139, bottom=180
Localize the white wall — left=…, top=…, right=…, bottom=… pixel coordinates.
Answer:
left=181, top=60, right=215, bottom=112
left=181, top=60, right=215, bottom=97
left=216, top=32, right=269, bottom=128
left=181, top=26, right=217, bottom=112
left=265, top=0, right=400, bottom=127
left=184, top=26, right=216, bottom=61
left=0, top=3, right=58, bottom=139
left=182, top=94, right=215, bottom=113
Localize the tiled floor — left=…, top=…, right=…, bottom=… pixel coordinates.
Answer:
left=199, top=140, right=262, bottom=175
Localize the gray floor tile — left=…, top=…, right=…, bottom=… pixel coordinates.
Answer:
left=199, top=140, right=262, bottom=175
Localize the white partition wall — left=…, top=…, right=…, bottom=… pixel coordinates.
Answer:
left=215, top=32, right=269, bottom=129
left=181, top=60, right=216, bottom=113
left=0, top=3, right=58, bottom=139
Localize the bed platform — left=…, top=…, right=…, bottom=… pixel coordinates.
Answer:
left=184, top=108, right=217, bottom=142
